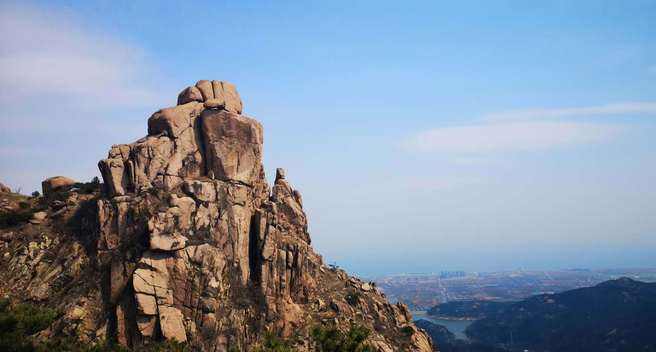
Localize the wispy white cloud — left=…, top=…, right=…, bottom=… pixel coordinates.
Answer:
left=405, top=121, right=619, bottom=153
left=0, top=3, right=169, bottom=192
left=483, top=102, right=656, bottom=121
left=0, top=3, right=164, bottom=108
left=403, top=102, right=656, bottom=154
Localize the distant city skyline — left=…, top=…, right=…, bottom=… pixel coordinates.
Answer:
left=1, top=1, right=655, bottom=276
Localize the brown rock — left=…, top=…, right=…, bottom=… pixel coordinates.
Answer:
left=147, top=103, right=203, bottom=137
left=195, top=80, right=214, bottom=101
left=292, top=190, right=303, bottom=207
left=177, top=86, right=203, bottom=105
left=135, top=293, right=157, bottom=315
left=275, top=168, right=286, bottom=181
left=0, top=181, right=10, bottom=193
left=204, top=98, right=225, bottom=109
left=149, top=232, right=188, bottom=252
left=211, top=80, right=226, bottom=106
left=102, top=102, right=205, bottom=196
left=147, top=195, right=194, bottom=251
left=159, top=306, right=187, bottom=342
left=201, top=110, right=263, bottom=185
left=183, top=180, right=217, bottom=202
left=221, top=81, right=243, bottom=114
left=98, top=158, right=129, bottom=196
left=41, top=176, right=76, bottom=197
left=133, top=253, right=170, bottom=297
left=407, top=325, right=433, bottom=352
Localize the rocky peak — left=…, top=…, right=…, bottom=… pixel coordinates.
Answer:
left=99, top=81, right=261, bottom=196
left=0, top=81, right=433, bottom=352
left=177, top=80, right=243, bottom=114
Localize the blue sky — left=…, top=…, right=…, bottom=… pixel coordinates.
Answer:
left=1, top=0, right=655, bottom=276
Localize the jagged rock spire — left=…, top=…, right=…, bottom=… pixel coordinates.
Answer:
left=0, top=80, right=432, bottom=352
left=91, top=81, right=433, bottom=351
left=99, top=80, right=262, bottom=195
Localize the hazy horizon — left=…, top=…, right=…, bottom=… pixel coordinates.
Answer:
left=1, top=1, right=654, bottom=276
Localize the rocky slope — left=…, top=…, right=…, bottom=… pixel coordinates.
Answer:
left=0, top=80, right=433, bottom=352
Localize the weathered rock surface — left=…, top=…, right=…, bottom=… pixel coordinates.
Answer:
left=0, top=80, right=432, bottom=352
left=177, top=80, right=243, bottom=114
left=42, top=176, right=76, bottom=197
left=0, top=181, right=10, bottom=193
left=201, top=110, right=264, bottom=185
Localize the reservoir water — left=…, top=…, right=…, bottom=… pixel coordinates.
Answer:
left=411, top=311, right=474, bottom=340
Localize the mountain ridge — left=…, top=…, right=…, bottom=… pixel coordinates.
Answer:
left=466, top=277, right=656, bottom=352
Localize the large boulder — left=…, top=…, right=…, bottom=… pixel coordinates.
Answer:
left=99, top=103, right=206, bottom=196
left=0, top=181, right=10, bottom=193
left=42, top=176, right=76, bottom=197
left=177, top=86, right=203, bottom=105
left=176, top=80, right=243, bottom=114
left=201, top=109, right=263, bottom=185
left=195, top=80, right=214, bottom=101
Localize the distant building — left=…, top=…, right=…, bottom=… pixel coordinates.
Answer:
left=439, top=271, right=466, bottom=279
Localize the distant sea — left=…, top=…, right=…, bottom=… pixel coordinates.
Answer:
left=411, top=311, right=474, bottom=340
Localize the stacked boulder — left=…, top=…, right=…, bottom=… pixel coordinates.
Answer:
left=93, top=80, right=432, bottom=351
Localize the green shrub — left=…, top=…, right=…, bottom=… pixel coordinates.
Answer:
left=345, top=291, right=361, bottom=306
left=136, top=340, right=190, bottom=352
left=73, top=178, right=100, bottom=195
left=0, top=208, right=34, bottom=228
left=311, top=324, right=374, bottom=352
left=0, top=299, right=192, bottom=352
left=400, top=326, right=414, bottom=336
left=251, top=332, right=294, bottom=352
left=0, top=299, right=59, bottom=352
left=35, top=339, right=190, bottom=352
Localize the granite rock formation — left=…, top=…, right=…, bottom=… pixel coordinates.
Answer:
left=42, top=176, right=76, bottom=198
left=0, top=80, right=433, bottom=351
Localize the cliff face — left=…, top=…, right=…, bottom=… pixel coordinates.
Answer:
left=0, top=81, right=432, bottom=351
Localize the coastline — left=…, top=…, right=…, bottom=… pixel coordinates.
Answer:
left=411, top=311, right=474, bottom=340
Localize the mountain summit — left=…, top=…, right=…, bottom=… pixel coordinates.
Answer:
left=0, top=80, right=432, bottom=351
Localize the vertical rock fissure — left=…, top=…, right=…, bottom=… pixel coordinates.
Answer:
left=103, top=267, right=119, bottom=343
left=194, top=110, right=209, bottom=177
left=121, top=282, right=140, bottom=348
left=248, top=213, right=262, bottom=285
